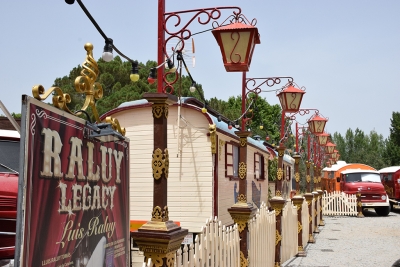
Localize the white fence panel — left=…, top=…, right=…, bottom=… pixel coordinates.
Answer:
left=301, top=198, right=309, bottom=248
left=248, top=202, right=276, bottom=267
left=176, top=217, right=240, bottom=267
left=281, top=201, right=298, bottom=263
left=322, top=191, right=357, bottom=216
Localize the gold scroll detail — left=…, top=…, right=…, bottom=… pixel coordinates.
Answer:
left=240, top=251, right=248, bottom=267
left=275, top=229, right=282, bottom=245
left=152, top=103, right=169, bottom=119
left=271, top=205, right=282, bottom=216
left=240, top=137, right=247, bottom=147
left=314, top=177, right=318, bottom=184
left=298, top=245, right=304, bottom=252
left=32, top=43, right=125, bottom=135
left=298, top=221, right=302, bottom=234
left=230, top=213, right=249, bottom=233
left=237, top=194, right=247, bottom=203
left=165, top=251, right=175, bottom=267
left=275, top=190, right=282, bottom=197
left=306, top=175, right=311, bottom=183
left=295, top=172, right=300, bottom=183
left=152, top=148, right=169, bottom=179
left=151, top=206, right=169, bottom=222
left=309, top=215, right=312, bottom=223
left=209, top=124, right=217, bottom=154
left=218, top=140, right=225, bottom=160
left=277, top=168, right=283, bottom=180
left=239, top=162, right=247, bottom=179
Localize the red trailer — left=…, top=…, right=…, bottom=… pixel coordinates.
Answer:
left=379, top=166, right=400, bottom=210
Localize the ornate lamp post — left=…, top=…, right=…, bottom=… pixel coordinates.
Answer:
left=65, top=1, right=260, bottom=266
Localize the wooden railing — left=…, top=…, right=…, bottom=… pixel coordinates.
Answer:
left=175, top=217, right=240, bottom=267
left=281, top=201, right=298, bottom=263
left=322, top=191, right=357, bottom=216
left=248, top=202, right=276, bottom=267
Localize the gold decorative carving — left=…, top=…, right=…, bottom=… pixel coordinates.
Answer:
left=230, top=213, right=249, bottom=233
left=298, top=221, right=302, bottom=234
left=309, top=215, right=312, bottom=223
left=271, top=205, right=282, bottom=216
left=152, top=148, right=169, bottom=179
left=313, top=177, right=318, bottom=184
left=318, top=176, right=321, bottom=182
left=152, top=103, right=167, bottom=119
left=357, top=202, right=362, bottom=207
left=240, top=251, right=248, bottom=267
left=151, top=206, right=169, bottom=222
left=209, top=124, right=217, bottom=154
left=218, top=140, right=225, bottom=160
left=145, top=253, right=163, bottom=267
left=275, top=190, right=282, bottom=197
left=105, top=116, right=126, bottom=136
left=298, top=245, right=304, bottom=252
left=32, top=43, right=125, bottom=135
left=306, top=175, right=311, bottom=183
left=237, top=194, right=247, bottom=203
left=274, top=262, right=281, bottom=267
left=275, top=229, right=282, bottom=245
left=165, top=251, right=175, bottom=267
left=295, top=172, right=300, bottom=183
left=306, top=199, right=312, bottom=206
left=277, top=168, right=283, bottom=180
left=239, top=162, right=247, bottom=179
left=240, top=137, right=247, bottom=147
left=151, top=206, right=163, bottom=222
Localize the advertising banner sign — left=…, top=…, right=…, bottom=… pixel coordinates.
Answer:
left=16, top=96, right=130, bottom=267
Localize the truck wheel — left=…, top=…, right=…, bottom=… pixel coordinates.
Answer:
left=375, top=206, right=390, bottom=216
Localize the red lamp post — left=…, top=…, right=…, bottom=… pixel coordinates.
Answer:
left=307, top=113, right=328, bottom=135
left=325, top=141, right=336, bottom=154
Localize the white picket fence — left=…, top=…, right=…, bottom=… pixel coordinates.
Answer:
left=281, top=201, right=298, bottom=263
left=301, top=198, right=309, bottom=248
left=248, top=202, right=276, bottom=267
left=175, top=217, right=240, bottom=267
left=322, top=191, right=357, bottom=216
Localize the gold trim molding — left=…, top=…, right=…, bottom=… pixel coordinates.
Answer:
left=237, top=194, right=247, bottom=203
left=275, top=229, right=282, bottom=245
left=240, top=137, right=247, bottom=147
left=152, top=103, right=168, bottom=119
left=240, top=251, right=248, bottom=267
left=152, top=148, right=169, bottom=179
left=209, top=124, right=217, bottom=154
left=151, top=206, right=169, bottom=222
left=277, top=168, right=283, bottom=180
left=239, top=162, right=247, bottom=179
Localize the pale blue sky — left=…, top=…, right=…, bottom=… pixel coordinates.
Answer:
left=0, top=1, right=399, bottom=138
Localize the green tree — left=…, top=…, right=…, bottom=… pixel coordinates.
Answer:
left=383, top=112, right=400, bottom=165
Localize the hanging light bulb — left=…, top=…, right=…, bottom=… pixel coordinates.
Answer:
left=166, top=58, right=176, bottom=73
left=259, top=125, right=264, bottom=130
left=148, top=68, right=156, bottom=84
left=130, top=61, right=139, bottom=82
left=201, top=103, right=207, bottom=113
left=190, top=82, right=196, bottom=93
left=228, top=122, right=233, bottom=130
left=102, top=38, right=113, bottom=62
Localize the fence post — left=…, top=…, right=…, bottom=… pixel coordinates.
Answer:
left=304, top=193, right=315, bottom=243
left=317, top=190, right=325, bottom=226
left=292, top=196, right=307, bottom=257
left=356, top=192, right=364, bottom=218
left=228, top=131, right=256, bottom=267
left=270, top=197, right=286, bottom=267
left=312, top=191, right=319, bottom=233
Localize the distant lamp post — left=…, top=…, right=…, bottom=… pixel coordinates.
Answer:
left=316, top=132, right=329, bottom=146
left=307, top=114, right=328, bottom=134
left=277, top=84, right=306, bottom=113
left=212, top=17, right=260, bottom=72
left=325, top=141, right=336, bottom=154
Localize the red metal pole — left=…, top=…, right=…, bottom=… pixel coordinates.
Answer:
left=295, top=122, right=299, bottom=153
left=157, top=0, right=165, bottom=93
left=242, top=72, right=246, bottom=131
left=280, top=110, right=285, bottom=142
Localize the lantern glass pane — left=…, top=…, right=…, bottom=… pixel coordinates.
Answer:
left=318, top=135, right=328, bottom=145
left=220, top=31, right=250, bottom=64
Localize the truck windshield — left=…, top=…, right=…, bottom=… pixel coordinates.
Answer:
left=345, top=173, right=381, bottom=183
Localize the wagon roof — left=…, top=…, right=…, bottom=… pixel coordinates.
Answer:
left=341, top=169, right=380, bottom=174
left=378, top=166, right=400, bottom=173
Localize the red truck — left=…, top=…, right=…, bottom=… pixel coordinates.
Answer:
left=339, top=168, right=390, bottom=216
left=379, top=166, right=400, bottom=211
left=0, top=129, right=20, bottom=265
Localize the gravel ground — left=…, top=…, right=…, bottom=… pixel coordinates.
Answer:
left=283, top=208, right=400, bottom=267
